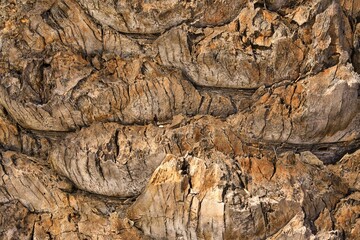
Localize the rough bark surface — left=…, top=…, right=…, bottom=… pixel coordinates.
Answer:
left=0, top=0, right=360, bottom=239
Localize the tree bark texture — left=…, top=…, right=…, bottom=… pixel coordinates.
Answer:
left=0, top=0, right=360, bottom=239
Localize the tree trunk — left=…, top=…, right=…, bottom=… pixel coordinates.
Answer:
left=0, top=0, right=360, bottom=239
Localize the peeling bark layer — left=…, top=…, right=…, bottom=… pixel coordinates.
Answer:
left=0, top=0, right=360, bottom=239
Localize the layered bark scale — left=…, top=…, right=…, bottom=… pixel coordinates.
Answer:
left=0, top=0, right=360, bottom=239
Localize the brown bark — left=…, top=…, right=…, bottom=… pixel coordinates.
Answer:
left=0, top=0, right=360, bottom=239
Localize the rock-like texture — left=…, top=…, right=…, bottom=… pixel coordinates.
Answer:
left=0, top=0, right=360, bottom=239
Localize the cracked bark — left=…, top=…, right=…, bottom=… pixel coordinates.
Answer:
left=0, top=0, right=360, bottom=239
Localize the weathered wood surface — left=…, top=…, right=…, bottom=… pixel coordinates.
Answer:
left=0, top=0, right=360, bottom=239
